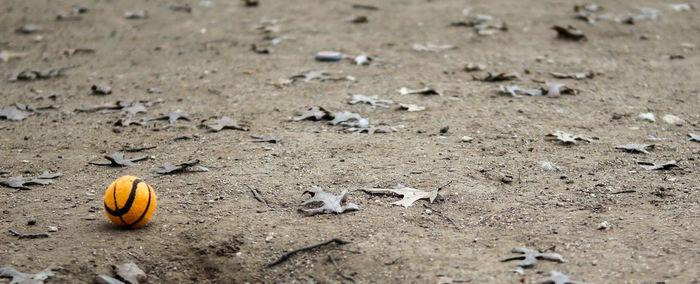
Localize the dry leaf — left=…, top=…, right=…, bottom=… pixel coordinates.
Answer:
left=689, top=133, right=700, bottom=142
left=300, top=187, right=359, bottom=216
left=615, top=144, right=654, bottom=154
left=464, top=63, right=486, bottom=72
left=155, top=159, right=208, bottom=174
left=550, top=71, right=594, bottom=80
left=289, top=70, right=355, bottom=83
left=552, top=25, right=586, bottom=41
left=537, top=271, right=586, bottom=284
left=9, top=66, right=76, bottom=82
left=124, top=10, right=148, bottom=19
left=205, top=116, right=248, bottom=132
left=89, top=152, right=147, bottom=167
left=412, top=43, right=456, bottom=52
left=498, top=85, right=543, bottom=97
left=291, top=106, right=333, bottom=121
left=114, top=262, right=146, bottom=284
left=501, top=247, right=565, bottom=267
left=398, top=103, right=425, bottom=112
left=329, top=111, right=369, bottom=128
left=251, top=43, right=271, bottom=54
left=0, top=267, right=54, bottom=284
left=397, top=86, right=441, bottom=96
left=348, top=125, right=396, bottom=134
left=636, top=160, right=679, bottom=171
left=0, top=106, right=31, bottom=121
left=360, top=185, right=438, bottom=207
left=0, top=172, right=61, bottom=190
left=475, top=72, right=519, bottom=82
left=546, top=131, right=592, bottom=144
left=545, top=82, right=579, bottom=96
left=348, top=94, right=393, bottom=108
left=148, top=112, right=190, bottom=123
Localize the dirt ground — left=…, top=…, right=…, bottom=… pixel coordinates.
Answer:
left=1, top=0, right=699, bottom=283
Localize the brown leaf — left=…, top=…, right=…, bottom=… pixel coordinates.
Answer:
left=552, top=25, right=586, bottom=41
left=205, top=116, right=249, bottom=132
left=114, top=262, right=146, bottom=284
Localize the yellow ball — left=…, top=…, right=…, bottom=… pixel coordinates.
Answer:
left=103, top=175, right=157, bottom=229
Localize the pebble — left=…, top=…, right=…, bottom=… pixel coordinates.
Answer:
left=315, top=51, right=342, bottom=62
left=661, top=114, right=683, bottom=125
left=28, top=219, right=37, bottom=225
left=48, top=226, right=58, bottom=232
left=461, top=136, right=473, bottom=142
left=637, top=112, right=655, bottom=122
left=597, top=221, right=610, bottom=230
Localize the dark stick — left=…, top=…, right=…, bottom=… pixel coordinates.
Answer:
left=436, top=180, right=453, bottom=191
left=337, top=272, right=356, bottom=283
left=327, top=253, right=339, bottom=268
left=245, top=184, right=267, bottom=205
left=122, top=145, right=157, bottom=152
left=9, top=229, right=49, bottom=239
left=265, top=238, right=350, bottom=268
left=611, top=190, right=636, bottom=194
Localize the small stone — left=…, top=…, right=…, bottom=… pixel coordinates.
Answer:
left=440, top=126, right=449, bottom=134
left=27, top=219, right=36, bottom=225
left=460, top=136, right=473, bottom=142
left=314, top=51, right=342, bottom=62
left=559, top=174, right=568, bottom=179
left=48, top=226, right=58, bottom=232
left=597, top=221, right=610, bottom=230
left=661, top=114, right=683, bottom=125
left=638, top=112, right=655, bottom=122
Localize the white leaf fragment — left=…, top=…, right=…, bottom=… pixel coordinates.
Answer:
left=300, top=187, right=359, bottom=215
left=360, top=185, right=438, bottom=207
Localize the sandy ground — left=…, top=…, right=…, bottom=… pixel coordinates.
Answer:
left=1, top=0, right=699, bottom=283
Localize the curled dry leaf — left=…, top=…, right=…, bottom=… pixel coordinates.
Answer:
left=412, top=43, right=456, bottom=52
left=348, top=94, right=393, bottom=108
left=397, top=86, right=441, bottom=96
left=155, top=159, right=208, bottom=175
left=291, top=106, right=333, bottom=121
left=475, top=72, right=519, bottom=82
left=546, top=131, right=592, bottom=144
left=89, top=152, right=147, bottom=167
left=124, top=10, right=148, bottom=19
left=545, top=82, right=579, bottom=96
left=398, top=103, right=425, bottom=112
left=91, top=84, right=112, bottom=95
left=537, top=271, right=587, bottom=284
left=552, top=25, right=586, bottom=41
left=360, top=185, right=438, bottom=207
left=501, top=247, right=565, bottom=267
left=205, top=116, right=249, bottom=132
left=550, top=71, right=594, bottom=80
left=300, top=187, right=359, bottom=216
left=114, top=262, right=146, bottom=284
left=615, top=144, right=654, bottom=154
left=0, top=267, right=54, bottom=284
left=149, top=112, right=190, bottom=123
left=499, top=85, right=543, bottom=97
left=636, top=160, right=679, bottom=170
left=9, top=66, right=76, bottom=82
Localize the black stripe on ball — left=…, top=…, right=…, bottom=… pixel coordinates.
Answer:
left=126, top=184, right=153, bottom=228
left=104, top=179, right=142, bottom=222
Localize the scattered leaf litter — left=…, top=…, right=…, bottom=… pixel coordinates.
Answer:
left=300, top=187, right=359, bottom=216
left=498, top=85, right=543, bottom=97
left=0, top=267, right=54, bottom=284
left=0, top=172, right=62, bottom=190
left=550, top=71, right=594, bottom=80
left=291, top=106, right=333, bottom=121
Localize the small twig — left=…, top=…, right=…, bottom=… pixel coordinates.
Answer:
left=9, top=229, right=49, bottom=239
left=331, top=248, right=361, bottom=254
left=327, top=253, right=339, bottom=268
left=423, top=204, right=457, bottom=226
left=611, top=190, right=636, bottom=194
left=337, top=272, right=356, bottom=283
left=245, top=184, right=267, bottom=205
left=265, top=238, right=350, bottom=268
left=436, top=180, right=453, bottom=191
left=122, top=145, right=157, bottom=152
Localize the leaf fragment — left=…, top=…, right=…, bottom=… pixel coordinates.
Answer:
left=89, top=152, right=147, bottom=167
left=615, top=144, right=654, bottom=154
left=498, top=85, right=543, bottom=97
left=289, top=70, right=355, bottom=83
left=348, top=125, right=396, bottom=134
left=501, top=247, right=565, bottom=267
left=0, top=267, right=54, bottom=284
left=398, top=103, right=425, bottom=112
left=148, top=111, right=190, bottom=124
left=348, top=94, right=393, bottom=108
left=114, top=262, right=146, bottom=284
left=546, top=131, right=592, bottom=144
left=0, top=172, right=62, bottom=190
left=205, top=116, right=249, bottom=132
left=291, top=106, right=333, bottom=121
left=552, top=25, right=586, bottom=41
left=689, top=133, right=700, bottom=142
left=397, top=86, right=441, bottom=96
left=360, top=185, right=438, bottom=207
left=91, top=84, right=112, bottom=95
left=155, top=159, right=208, bottom=174
left=636, top=160, right=680, bottom=171
left=550, top=71, right=594, bottom=80
left=475, top=72, right=519, bottom=82
left=464, top=63, right=486, bottom=72
left=124, top=10, right=148, bottom=19
left=412, top=43, right=456, bottom=52
left=0, top=106, right=31, bottom=121
left=329, top=111, right=369, bottom=128
left=300, top=187, right=359, bottom=216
